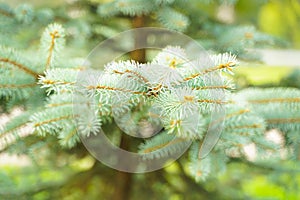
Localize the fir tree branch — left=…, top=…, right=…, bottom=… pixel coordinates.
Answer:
left=142, top=137, right=185, bottom=153
left=63, top=127, right=77, bottom=143
left=226, top=109, right=250, bottom=118
left=0, top=58, right=39, bottom=78
left=248, top=98, right=300, bottom=104
left=33, top=115, right=74, bottom=127
left=0, top=83, right=37, bottom=88
left=0, top=122, right=29, bottom=140
left=47, top=102, right=110, bottom=114
left=0, top=111, right=34, bottom=149
left=226, top=124, right=262, bottom=130
left=112, top=69, right=149, bottom=83
left=41, top=79, right=75, bottom=85
left=193, top=85, right=232, bottom=90
left=197, top=99, right=228, bottom=104
left=40, top=23, right=65, bottom=70
left=267, top=118, right=300, bottom=124
left=45, top=30, right=60, bottom=70
left=183, top=61, right=235, bottom=81
left=0, top=8, right=13, bottom=17
left=87, top=85, right=146, bottom=95
left=209, top=109, right=250, bottom=128
left=202, top=62, right=235, bottom=74
left=47, top=102, right=73, bottom=107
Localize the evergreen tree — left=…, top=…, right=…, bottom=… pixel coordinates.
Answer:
left=0, top=1, right=299, bottom=199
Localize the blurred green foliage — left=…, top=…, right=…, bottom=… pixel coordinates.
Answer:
left=258, top=0, right=300, bottom=48
left=236, top=0, right=300, bottom=48
left=281, top=69, right=300, bottom=88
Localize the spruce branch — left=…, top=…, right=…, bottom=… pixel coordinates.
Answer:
left=40, top=23, right=65, bottom=69
left=139, top=131, right=189, bottom=159
left=15, top=4, right=34, bottom=24
left=116, top=0, right=155, bottom=16
left=0, top=122, right=29, bottom=141
left=87, top=85, right=146, bottom=95
left=33, top=115, right=74, bottom=128
left=0, top=112, right=33, bottom=149
left=157, top=7, right=190, bottom=32
left=0, top=83, right=37, bottom=88
left=193, top=85, right=233, bottom=90
left=197, top=99, right=228, bottom=104
left=142, top=137, right=185, bottom=154
left=97, top=1, right=120, bottom=18
left=30, top=105, right=75, bottom=136
left=111, top=69, right=150, bottom=84
left=58, top=125, right=79, bottom=148
left=0, top=4, right=14, bottom=17
left=248, top=97, right=300, bottom=104
left=267, top=118, right=300, bottom=124
left=183, top=53, right=238, bottom=81
left=39, top=68, right=78, bottom=94
left=0, top=57, right=39, bottom=78
left=236, top=88, right=300, bottom=133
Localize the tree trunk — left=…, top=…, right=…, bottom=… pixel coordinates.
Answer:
left=112, top=15, right=146, bottom=200
left=130, top=15, right=146, bottom=63
left=112, top=135, right=133, bottom=200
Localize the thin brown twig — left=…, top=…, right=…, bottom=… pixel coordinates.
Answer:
left=0, top=58, right=39, bottom=78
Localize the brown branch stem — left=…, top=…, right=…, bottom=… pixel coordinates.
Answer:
left=0, top=58, right=39, bottom=78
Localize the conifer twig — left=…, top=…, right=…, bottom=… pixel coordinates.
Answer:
left=267, top=118, right=300, bottom=124
left=45, top=30, right=60, bottom=70
left=0, top=83, right=37, bottom=88
left=142, top=138, right=185, bottom=153
left=183, top=61, right=236, bottom=81
left=248, top=98, right=300, bottom=104
left=0, top=58, right=39, bottom=78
